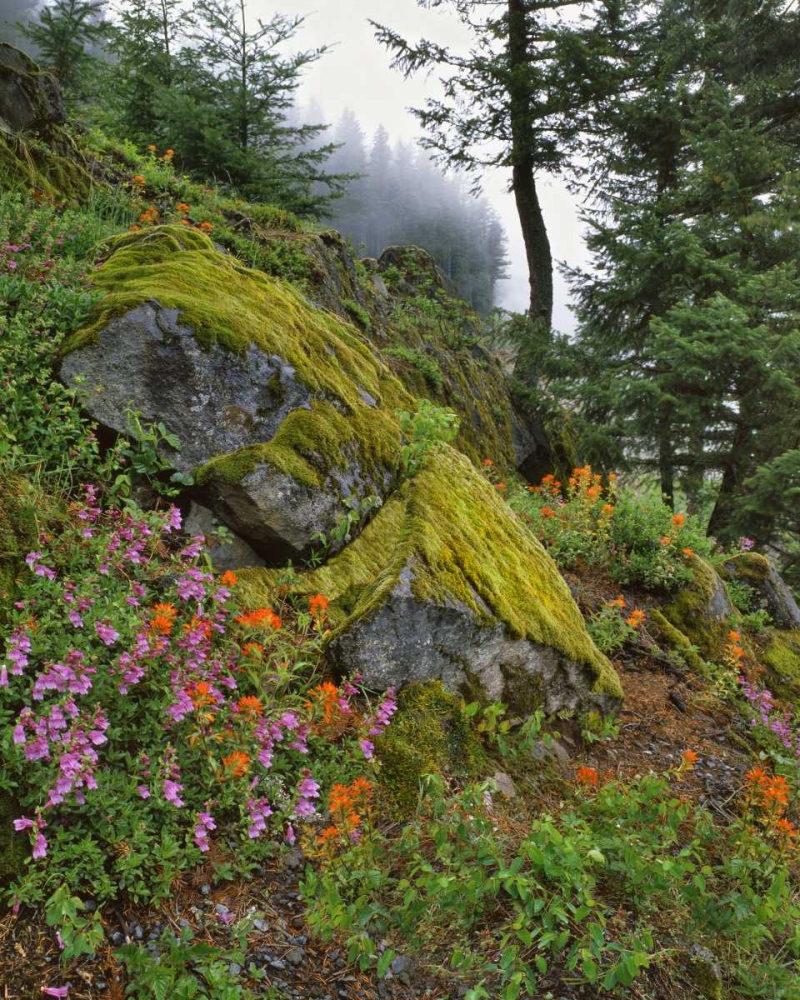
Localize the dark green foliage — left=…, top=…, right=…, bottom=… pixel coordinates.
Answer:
left=20, top=0, right=109, bottom=103
left=550, top=0, right=800, bottom=576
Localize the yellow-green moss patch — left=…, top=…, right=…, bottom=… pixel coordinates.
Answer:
left=65, top=225, right=415, bottom=487
left=375, top=681, right=485, bottom=817
left=649, top=608, right=711, bottom=678
left=761, top=631, right=800, bottom=700
left=0, top=130, right=94, bottom=202
left=239, top=448, right=621, bottom=701
left=663, top=557, right=733, bottom=661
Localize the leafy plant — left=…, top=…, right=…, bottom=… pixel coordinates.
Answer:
left=397, top=399, right=459, bottom=477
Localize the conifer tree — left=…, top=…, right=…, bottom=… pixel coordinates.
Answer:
left=20, top=0, right=109, bottom=103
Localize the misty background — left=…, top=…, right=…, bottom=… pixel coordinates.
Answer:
left=0, top=0, right=588, bottom=328
left=269, top=0, right=587, bottom=330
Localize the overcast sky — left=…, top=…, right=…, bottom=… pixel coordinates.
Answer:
left=251, top=0, right=588, bottom=330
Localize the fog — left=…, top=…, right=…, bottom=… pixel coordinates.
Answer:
left=251, top=0, right=588, bottom=331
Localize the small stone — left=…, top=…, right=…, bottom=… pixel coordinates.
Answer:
left=228, top=962, right=241, bottom=976
left=285, top=946, right=305, bottom=966
left=200, top=883, right=211, bottom=895
left=253, top=918, right=268, bottom=933
left=390, top=954, right=415, bottom=984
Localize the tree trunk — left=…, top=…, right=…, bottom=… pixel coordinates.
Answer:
left=658, top=434, right=674, bottom=510
left=507, top=0, right=553, bottom=328
left=707, top=418, right=752, bottom=542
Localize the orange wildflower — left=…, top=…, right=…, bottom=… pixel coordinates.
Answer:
left=728, top=630, right=742, bottom=643
left=776, top=818, right=797, bottom=841
left=671, top=513, right=686, bottom=528
left=316, top=825, right=340, bottom=846
left=199, top=221, right=213, bottom=232
left=681, top=749, right=699, bottom=769
left=237, top=695, right=264, bottom=718
left=481, top=458, right=494, bottom=467
left=601, top=503, right=614, bottom=516
left=149, top=614, right=173, bottom=635
left=132, top=174, right=146, bottom=185
left=147, top=144, right=157, bottom=152
left=129, top=224, right=141, bottom=231
left=495, top=482, right=506, bottom=491
left=235, top=607, right=281, bottom=629
left=221, top=750, right=250, bottom=779
left=626, top=609, right=646, bottom=629
left=177, top=202, right=191, bottom=213
left=609, top=595, right=626, bottom=608
left=221, top=570, right=238, bottom=587
left=308, top=593, right=330, bottom=617
left=575, top=766, right=599, bottom=788
left=188, top=680, right=216, bottom=708
left=541, top=506, right=556, bottom=519
left=660, top=536, right=672, bottom=546
left=682, top=547, right=694, bottom=557
left=242, top=642, right=264, bottom=657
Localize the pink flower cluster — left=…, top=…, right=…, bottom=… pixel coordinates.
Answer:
left=360, top=688, right=397, bottom=760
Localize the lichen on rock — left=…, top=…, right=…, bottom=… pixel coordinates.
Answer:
left=238, top=448, right=621, bottom=716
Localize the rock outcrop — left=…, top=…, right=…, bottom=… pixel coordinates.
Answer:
left=721, top=552, right=800, bottom=630
left=60, top=226, right=411, bottom=561
left=238, top=449, right=622, bottom=717
left=662, top=555, right=734, bottom=661
left=0, top=43, right=92, bottom=201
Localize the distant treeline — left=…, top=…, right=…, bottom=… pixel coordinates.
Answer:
left=3, top=1, right=508, bottom=312
left=318, top=110, right=509, bottom=315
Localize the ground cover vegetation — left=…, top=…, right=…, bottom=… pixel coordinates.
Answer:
left=0, top=1, right=799, bottom=998
left=0, top=135, right=799, bottom=1000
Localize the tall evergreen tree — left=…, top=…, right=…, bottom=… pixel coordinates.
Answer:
left=373, top=0, right=628, bottom=329
left=563, top=0, right=800, bottom=557
left=20, top=0, right=109, bottom=103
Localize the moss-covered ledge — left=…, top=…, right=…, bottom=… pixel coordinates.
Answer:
left=239, top=448, right=621, bottom=714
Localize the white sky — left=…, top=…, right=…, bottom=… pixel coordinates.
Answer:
left=249, top=0, right=587, bottom=330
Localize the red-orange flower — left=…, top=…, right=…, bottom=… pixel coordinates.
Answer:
left=541, top=506, right=556, bottom=519
left=626, top=609, right=646, bottom=629
left=660, top=535, right=672, bottom=546
left=237, top=695, right=264, bottom=718
left=221, top=750, right=250, bottom=779
left=681, top=749, right=699, bottom=769
left=235, top=607, right=281, bottom=629
left=308, top=593, right=330, bottom=617
left=199, top=221, right=214, bottom=232
left=671, top=513, right=686, bottom=528
left=221, top=570, right=238, bottom=587
left=481, top=458, right=494, bottom=467
left=188, top=680, right=217, bottom=708
left=575, top=766, right=598, bottom=788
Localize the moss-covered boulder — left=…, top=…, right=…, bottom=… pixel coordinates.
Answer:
left=60, top=226, right=412, bottom=560
left=0, top=43, right=65, bottom=134
left=0, top=44, right=93, bottom=202
left=760, top=630, right=800, bottom=700
left=239, top=448, right=622, bottom=716
left=663, top=556, right=734, bottom=661
left=721, top=553, right=800, bottom=630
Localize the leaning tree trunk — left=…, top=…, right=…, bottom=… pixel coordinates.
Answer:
left=507, top=0, right=553, bottom=329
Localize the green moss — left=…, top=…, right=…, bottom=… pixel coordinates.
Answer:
left=720, top=552, right=771, bottom=586
left=761, top=631, right=800, bottom=700
left=385, top=346, right=443, bottom=391
left=64, top=226, right=414, bottom=486
left=663, top=556, right=732, bottom=661
left=649, top=608, right=711, bottom=677
left=0, top=475, right=42, bottom=627
left=383, top=299, right=518, bottom=468
left=375, top=681, right=485, bottom=817
left=0, top=130, right=94, bottom=202
left=239, top=448, right=621, bottom=701
left=0, top=791, right=28, bottom=887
